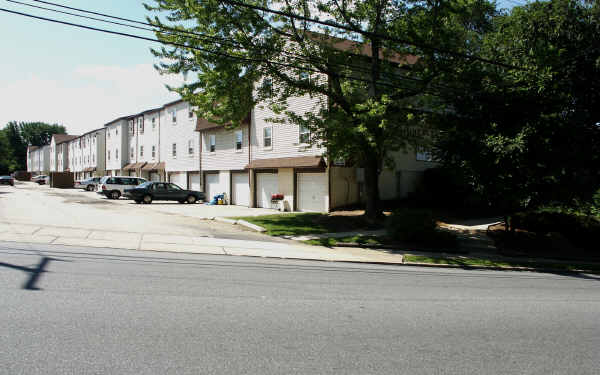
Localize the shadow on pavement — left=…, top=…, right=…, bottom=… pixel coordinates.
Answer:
left=0, top=256, right=65, bottom=290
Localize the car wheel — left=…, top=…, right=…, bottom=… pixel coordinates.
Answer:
left=87, top=185, right=94, bottom=191
left=111, top=191, right=121, bottom=200
left=186, top=195, right=197, bottom=204
left=143, top=195, right=152, bottom=204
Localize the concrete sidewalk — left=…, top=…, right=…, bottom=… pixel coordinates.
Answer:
left=0, top=221, right=405, bottom=264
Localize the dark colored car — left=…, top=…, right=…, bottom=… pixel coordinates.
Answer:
left=124, top=181, right=205, bottom=204
left=0, top=176, right=15, bottom=186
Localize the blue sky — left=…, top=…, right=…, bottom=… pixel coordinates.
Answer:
left=0, top=0, right=525, bottom=135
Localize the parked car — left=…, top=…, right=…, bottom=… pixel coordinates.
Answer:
left=0, top=176, right=15, bottom=186
left=31, top=175, right=49, bottom=185
left=97, top=176, right=147, bottom=199
left=124, top=181, right=205, bottom=204
left=75, top=177, right=101, bottom=191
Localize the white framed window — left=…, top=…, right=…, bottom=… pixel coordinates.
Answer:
left=235, top=130, right=243, bottom=151
left=299, top=70, right=310, bottom=83
left=188, top=108, right=194, bottom=119
left=172, top=143, right=177, bottom=157
left=262, top=78, right=273, bottom=97
left=152, top=117, right=156, bottom=130
left=188, top=140, right=194, bottom=155
left=299, top=125, right=310, bottom=145
left=116, top=128, right=119, bottom=136
left=416, top=148, right=433, bottom=162
left=129, top=120, right=134, bottom=135
left=209, top=134, right=216, bottom=153
left=139, top=118, right=144, bottom=134
left=115, top=149, right=118, bottom=160
left=108, top=151, right=111, bottom=161
left=140, top=146, right=144, bottom=157
left=171, top=110, right=177, bottom=124
left=152, top=145, right=156, bottom=158
left=263, top=126, right=272, bottom=148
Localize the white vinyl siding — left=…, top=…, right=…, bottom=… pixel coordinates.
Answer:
left=161, top=102, right=199, bottom=172
left=201, top=125, right=249, bottom=171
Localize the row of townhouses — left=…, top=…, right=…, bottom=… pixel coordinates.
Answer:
left=27, top=93, right=435, bottom=212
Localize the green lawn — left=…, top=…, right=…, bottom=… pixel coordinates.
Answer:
left=303, top=235, right=386, bottom=247
left=234, top=213, right=378, bottom=236
left=404, top=255, right=600, bottom=273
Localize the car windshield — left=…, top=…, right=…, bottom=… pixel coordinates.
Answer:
left=0, top=176, right=10, bottom=179
left=168, top=183, right=182, bottom=190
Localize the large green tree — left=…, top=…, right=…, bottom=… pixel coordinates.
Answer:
left=432, top=0, right=600, bottom=226
left=0, top=121, right=66, bottom=172
left=146, top=0, right=494, bottom=220
left=0, top=129, right=17, bottom=175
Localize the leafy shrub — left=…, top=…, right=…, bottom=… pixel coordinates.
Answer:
left=386, top=209, right=458, bottom=249
left=511, top=209, right=600, bottom=251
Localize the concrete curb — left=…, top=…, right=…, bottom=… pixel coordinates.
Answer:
left=236, top=219, right=266, bottom=232
left=402, top=261, right=599, bottom=275
left=214, top=217, right=238, bottom=225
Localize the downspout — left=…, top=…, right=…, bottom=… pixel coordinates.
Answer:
left=158, top=110, right=161, bottom=180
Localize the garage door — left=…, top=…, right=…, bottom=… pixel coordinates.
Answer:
left=256, top=173, right=278, bottom=208
left=150, top=172, right=160, bottom=182
left=204, top=173, right=220, bottom=202
left=231, top=172, right=250, bottom=206
left=188, top=172, right=201, bottom=192
left=169, top=172, right=187, bottom=189
left=297, top=172, right=328, bottom=212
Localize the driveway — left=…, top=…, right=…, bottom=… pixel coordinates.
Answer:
left=0, top=182, right=280, bottom=241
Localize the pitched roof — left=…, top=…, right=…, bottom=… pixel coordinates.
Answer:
left=195, top=113, right=251, bottom=132
left=28, top=146, right=39, bottom=151
left=53, top=134, right=80, bottom=145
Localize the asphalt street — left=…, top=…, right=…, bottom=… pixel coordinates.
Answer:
left=1, top=241, right=599, bottom=375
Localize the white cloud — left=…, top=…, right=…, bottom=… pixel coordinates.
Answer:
left=0, top=64, right=185, bottom=135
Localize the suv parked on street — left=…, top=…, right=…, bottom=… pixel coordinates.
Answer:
left=97, top=176, right=147, bottom=199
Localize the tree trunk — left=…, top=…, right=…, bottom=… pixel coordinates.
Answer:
left=363, top=156, right=382, bottom=224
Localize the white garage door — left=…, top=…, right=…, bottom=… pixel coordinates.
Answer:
left=150, top=172, right=160, bottom=182
left=169, top=172, right=187, bottom=189
left=297, top=172, right=328, bottom=212
left=231, top=172, right=250, bottom=206
left=256, top=173, right=278, bottom=208
left=188, top=173, right=201, bottom=192
left=204, top=173, right=220, bottom=202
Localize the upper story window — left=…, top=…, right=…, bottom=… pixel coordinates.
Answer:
left=138, top=118, right=144, bottom=134
left=172, top=143, right=177, bottom=157
left=299, top=125, right=310, bottom=145
left=171, top=109, right=177, bottom=124
left=130, top=147, right=134, bottom=158
left=115, top=149, right=119, bottom=160
left=108, top=151, right=111, bottom=161
left=140, top=146, right=144, bottom=157
left=188, top=140, right=194, bottom=155
left=235, top=130, right=243, bottom=151
left=116, top=128, right=119, bottom=136
left=108, top=130, right=111, bottom=139
left=128, top=120, right=134, bottom=135
left=299, top=70, right=310, bottom=83
left=188, top=108, right=194, bottom=119
left=263, top=127, right=272, bottom=148
left=262, top=78, right=273, bottom=97
left=209, top=134, right=216, bottom=153
left=152, top=145, right=156, bottom=158
left=152, top=117, right=156, bottom=130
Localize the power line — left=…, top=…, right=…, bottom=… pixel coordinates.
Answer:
left=0, top=6, right=433, bottom=94
left=10, top=0, right=411, bottom=83
left=218, top=0, right=524, bottom=70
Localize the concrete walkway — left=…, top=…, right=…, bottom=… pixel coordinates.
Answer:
left=0, top=221, right=405, bottom=264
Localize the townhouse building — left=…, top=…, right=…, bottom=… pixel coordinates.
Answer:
left=123, top=108, right=163, bottom=180
left=79, top=128, right=106, bottom=179
left=196, top=117, right=251, bottom=206
left=49, top=134, right=79, bottom=173
left=104, top=116, right=131, bottom=176
left=161, top=100, right=200, bottom=188
left=27, top=146, right=40, bottom=175
left=39, top=145, right=50, bottom=175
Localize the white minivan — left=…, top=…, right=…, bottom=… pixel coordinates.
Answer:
left=97, top=176, right=147, bottom=199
